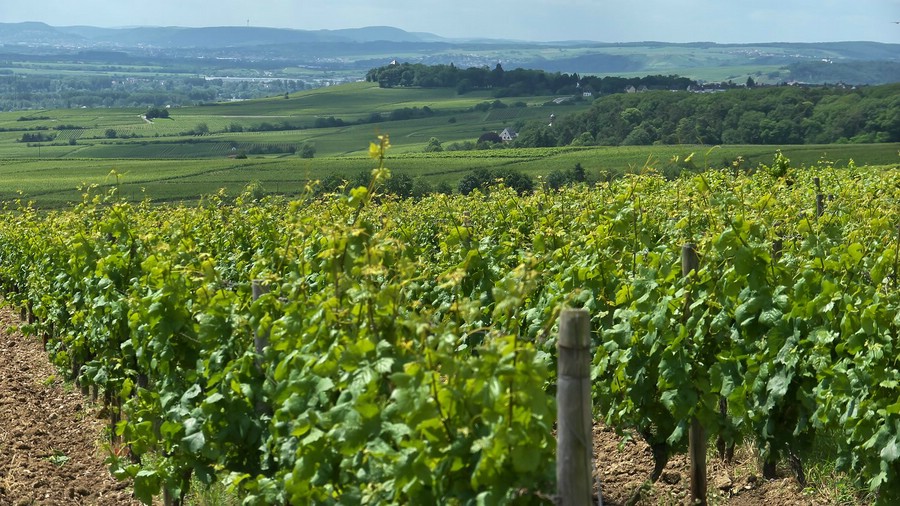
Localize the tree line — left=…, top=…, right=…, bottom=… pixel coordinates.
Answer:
left=510, top=83, right=899, bottom=147
left=365, top=62, right=696, bottom=97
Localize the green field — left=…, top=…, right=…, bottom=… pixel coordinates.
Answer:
left=1, top=81, right=898, bottom=207
left=2, top=143, right=898, bottom=207
left=0, top=82, right=575, bottom=157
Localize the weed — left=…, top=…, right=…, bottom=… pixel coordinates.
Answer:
left=47, top=449, right=70, bottom=467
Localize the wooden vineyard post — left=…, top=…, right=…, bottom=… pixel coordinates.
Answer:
left=251, top=279, right=270, bottom=363
left=252, top=279, right=271, bottom=415
left=894, top=225, right=900, bottom=288
left=557, top=308, right=595, bottom=506
left=814, top=177, right=825, bottom=218
left=773, top=237, right=784, bottom=262
left=682, top=244, right=707, bottom=506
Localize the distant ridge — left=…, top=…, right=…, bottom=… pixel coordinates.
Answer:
left=0, top=22, right=447, bottom=47
left=0, top=22, right=897, bottom=83
left=1, top=22, right=898, bottom=55
left=0, top=22, right=88, bottom=45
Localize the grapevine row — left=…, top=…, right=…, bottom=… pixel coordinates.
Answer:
left=0, top=148, right=898, bottom=504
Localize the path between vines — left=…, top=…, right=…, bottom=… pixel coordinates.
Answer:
left=0, top=305, right=138, bottom=506
left=0, top=303, right=838, bottom=505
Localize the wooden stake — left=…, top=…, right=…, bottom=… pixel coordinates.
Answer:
left=252, top=279, right=272, bottom=416
left=557, top=308, right=594, bottom=506
left=814, top=177, right=824, bottom=218
left=251, top=279, right=270, bottom=360
left=682, top=244, right=707, bottom=506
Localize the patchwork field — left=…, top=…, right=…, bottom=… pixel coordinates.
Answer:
left=1, top=81, right=897, bottom=207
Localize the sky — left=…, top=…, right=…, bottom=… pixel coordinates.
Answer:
left=1, top=0, right=898, bottom=44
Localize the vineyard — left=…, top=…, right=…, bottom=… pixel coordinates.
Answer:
left=0, top=141, right=899, bottom=504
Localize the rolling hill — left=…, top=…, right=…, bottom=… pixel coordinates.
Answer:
left=1, top=22, right=898, bottom=83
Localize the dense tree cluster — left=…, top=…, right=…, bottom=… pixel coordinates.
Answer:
left=387, top=106, right=435, bottom=121
left=457, top=167, right=534, bottom=195
left=18, top=132, right=55, bottom=143
left=144, top=107, right=169, bottom=120
left=544, top=163, right=587, bottom=190
left=512, top=83, right=900, bottom=147
left=313, top=167, right=535, bottom=199
left=315, top=171, right=449, bottom=199
left=299, top=143, right=315, bottom=159
left=365, top=62, right=696, bottom=97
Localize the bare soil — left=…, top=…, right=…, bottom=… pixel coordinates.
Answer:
left=0, top=305, right=138, bottom=506
left=0, top=303, right=854, bottom=505
left=591, top=423, right=839, bottom=505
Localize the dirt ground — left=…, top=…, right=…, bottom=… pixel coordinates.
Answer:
left=591, top=423, right=840, bottom=505
left=0, top=305, right=138, bottom=506
left=0, top=302, right=856, bottom=505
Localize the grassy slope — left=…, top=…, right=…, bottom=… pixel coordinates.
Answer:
left=0, top=82, right=897, bottom=207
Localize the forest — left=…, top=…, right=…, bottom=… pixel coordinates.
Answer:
left=365, top=62, right=698, bottom=96
left=365, top=62, right=899, bottom=147
left=510, top=82, right=900, bottom=147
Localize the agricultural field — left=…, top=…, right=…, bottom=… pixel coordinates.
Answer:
left=0, top=80, right=898, bottom=207
left=0, top=82, right=579, bottom=156
left=3, top=25, right=899, bottom=505
left=0, top=43, right=898, bottom=506
left=1, top=143, right=898, bottom=207
left=1, top=142, right=898, bottom=207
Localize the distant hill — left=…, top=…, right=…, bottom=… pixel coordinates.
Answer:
left=0, top=22, right=446, bottom=47
left=0, top=22, right=898, bottom=85
left=0, top=21, right=88, bottom=45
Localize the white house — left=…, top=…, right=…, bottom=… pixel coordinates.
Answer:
left=499, top=127, right=518, bottom=142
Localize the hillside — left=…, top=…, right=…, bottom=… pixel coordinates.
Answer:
left=0, top=78, right=900, bottom=207
left=1, top=22, right=898, bottom=84
left=0, top=22, right=444, bottom=47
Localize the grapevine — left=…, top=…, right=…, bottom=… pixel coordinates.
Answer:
left=0, top=150, right=898, bottom=503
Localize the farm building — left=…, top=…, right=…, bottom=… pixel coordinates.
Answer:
left=499, top=127, right=518, bottom=142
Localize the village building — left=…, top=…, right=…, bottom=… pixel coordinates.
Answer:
left=499, top=127, right=518, bottom=142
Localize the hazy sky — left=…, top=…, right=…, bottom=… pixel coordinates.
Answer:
left=2, top=0, right=898, bottom=43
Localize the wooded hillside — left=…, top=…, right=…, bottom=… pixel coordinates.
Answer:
left=512, top=83, right=900, bottom=147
